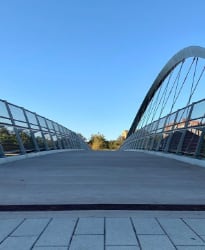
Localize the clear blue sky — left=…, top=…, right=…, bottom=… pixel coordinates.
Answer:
left=0, top=0, right=205, bottom=140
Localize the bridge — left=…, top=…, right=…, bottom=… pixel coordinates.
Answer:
left=1, top=46, right=205, bottom=249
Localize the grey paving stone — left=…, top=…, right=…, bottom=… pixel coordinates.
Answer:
left=138, top=235, right=175, bottom=250
left=75, top=218, right=104, bottom=234
left=177, top=247, right=205, bottom=250
left=106, top=246, right=140, bottom=250
left=33, top=247, right=67, bottom=250
left=36, top=218, right=77, bottom=246
left=12, top=218, right=50, bottom=236
left=69, top=235, right=104, bottom=250
left=158, top=218, right=205, bottom=246
left=0, top=236, right=37, bottom=250
left=132, top=218, right=164, bottom=234
left=0, top=219, right=23, bottom=243
left=106, top=218, right=138, bottom=245
left=184, top=219, right=205, bottom=235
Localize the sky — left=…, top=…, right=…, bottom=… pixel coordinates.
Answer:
left=0, top=0, right=205, bottom=140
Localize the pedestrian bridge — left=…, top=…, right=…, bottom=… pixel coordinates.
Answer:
left=1, top=46, right=205, bottom=210
left=2, top=46, right=205, bottom=249
left=1, top=46, right=205, bottom=160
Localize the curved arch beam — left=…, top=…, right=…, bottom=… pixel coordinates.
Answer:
left=128, top=46, right=205, bottom=137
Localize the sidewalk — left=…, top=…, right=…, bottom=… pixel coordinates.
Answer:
left=1, top=211, right=205, bottom=249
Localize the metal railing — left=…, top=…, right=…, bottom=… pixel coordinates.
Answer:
left=0, top=99, right=89, bottom=157
left=121, top=98, right=205, bottom=158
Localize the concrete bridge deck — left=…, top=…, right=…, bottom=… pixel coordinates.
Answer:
left=0, top=150, right=205, bottom=207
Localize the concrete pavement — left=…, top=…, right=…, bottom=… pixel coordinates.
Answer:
left=0, top=150, right=205, bottom=206
left=1, top=211, right=205, bottom=249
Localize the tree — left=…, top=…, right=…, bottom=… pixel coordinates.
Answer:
left=88, top=133, right=108, bottom=150
left=108, top=135, right=125, bottom=150
left=88, top=132, right=126, bottom=150
left=0, top=127, right=19, bottom=151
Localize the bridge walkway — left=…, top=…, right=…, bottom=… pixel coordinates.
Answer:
left=0, top=150, right=205, bottom=206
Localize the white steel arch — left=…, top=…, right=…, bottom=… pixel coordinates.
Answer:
left=128, top=46, right=205, bottom=137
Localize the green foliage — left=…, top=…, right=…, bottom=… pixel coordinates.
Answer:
left=108, top=136, right=125, bottom=150
left=0, top=127, right=35, bottom=151
left=0, top=127, right=126, bottom=152
left=88, top=133, right=125, bottom=150
left=88, top=133, right=108, bottom=150
left=0, top=127, right=19, bottom=151
left=19, top=130, right=33, bottom=146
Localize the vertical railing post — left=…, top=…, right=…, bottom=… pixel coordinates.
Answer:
left=150, top=121, right=157, bottom=150
left=45, top=119, right=56, bottom=150
left=60, top=126, right=69, bottom=149
left=50, top=121, right=58, bottom=149
left=56, top=124, right=64, bottom=149
left=35, top=114, right=49, bottom=151
left=71, top=132, right=76, bottom=148
left=164, top=112, right=178, bottom=152
left=5, top=101, right=26, bottom=155
left=0, top=144, right=5, bottom=157
left=52, top=123, right=62, bottom=149
left=23, top=109, right=40, bottom=152
left=67, top=131, right=73, bottom=148
left=63, top=128, right=71, bottom=148
left=65, top=129, right=72, bottom=148
left=155, top=115, right=168, bottom=151
left=176, top=104, right=194, bottom=154
left=194, top=129, right=205, bottom=157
